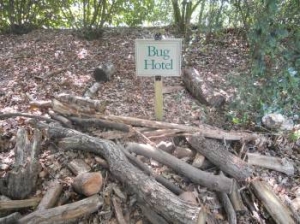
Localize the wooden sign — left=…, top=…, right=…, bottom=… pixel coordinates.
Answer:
left=135, top=39, right=182, bottom=77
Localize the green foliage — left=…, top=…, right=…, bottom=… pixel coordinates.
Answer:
left=228, top=0, right=300, bottom=125
left=0, top=0, right=67, bottom=33
left=289, top=129, right=300, bottom=142
left=113, top=0, right=156, bottom=27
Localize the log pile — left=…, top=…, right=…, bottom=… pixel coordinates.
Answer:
left=0, top=94, right=298, bottom=224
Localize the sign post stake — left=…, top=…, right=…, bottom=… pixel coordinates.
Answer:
left=154, top=75, right=163, bottom=120
left=154, top=33, right=163, bottom=120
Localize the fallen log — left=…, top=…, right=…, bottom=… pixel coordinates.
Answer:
left=18, top=194, right=103, bottom=224
left=0, top=128, right=42, bottom=199
left=187, top=134, right=252, bottom=181
left=126, top=142, right=233, bottom=193
left=182, top=67, right=225, bottom=107
left=37, top=123, right=202, bottom=224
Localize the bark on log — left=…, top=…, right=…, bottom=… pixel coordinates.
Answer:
left=251, top=180, right=296, bottom=224
left=0, top=197, right=41, bottom=211
left=138, top=204, right=169, bottom=224
left=53, top=94, right=106, bottom=114
left=38, top=123, right=201, bottom=224
left=0, top=128, right=42, bottom=199
left=18, top=195, right=103, bottom=224
left=182, top=67, right=225, bottom=107
left=187, top=134, right=252, bottom=181
left=126, top=142, right=233, bottom=193
left=70, top=117, right=131, bottom=132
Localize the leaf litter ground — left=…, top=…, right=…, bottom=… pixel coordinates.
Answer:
left=0, top=27, right=299, bottom=224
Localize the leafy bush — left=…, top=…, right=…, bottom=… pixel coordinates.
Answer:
left=228, top=0, right=300, bottom=126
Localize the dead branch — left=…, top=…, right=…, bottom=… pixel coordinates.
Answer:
left=123, top=149, right=183, bottom=195
left=126, top=142, right=233, bottom=193
left=0, top=113, right=55, bottom=123
left=90, top=113, right=259, bottom=142
left=37, top=181, right=63, bottom=210
left=18, top=195, right=103, bottom=224
left=52, top=98, right=260, bottom=142
left=112, top=196, right=127, bottom=224
left=30, top=100, right=52, bottom=108
left=48, top=110, right=73, bottom=128
left=0, top=197, right=41, bottom=211
left=70, top=117, right=130, bottom=132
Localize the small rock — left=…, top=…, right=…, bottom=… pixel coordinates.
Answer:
left=262, top=113, right=293, bottom=130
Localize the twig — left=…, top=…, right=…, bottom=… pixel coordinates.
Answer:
left=112, top=196, right=127, bottom=224
left=123, top=148, right=183, bottom=195
left=0, top=113, right=55, bottom=123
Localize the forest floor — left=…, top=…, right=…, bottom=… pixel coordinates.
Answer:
left=0, top=27, right=299, bottom=223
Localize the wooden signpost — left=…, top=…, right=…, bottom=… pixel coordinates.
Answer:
left=135, top=35, right=182, bottom=120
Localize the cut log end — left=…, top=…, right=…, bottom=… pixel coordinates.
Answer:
left=72, top=172, right=103, bottom=196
